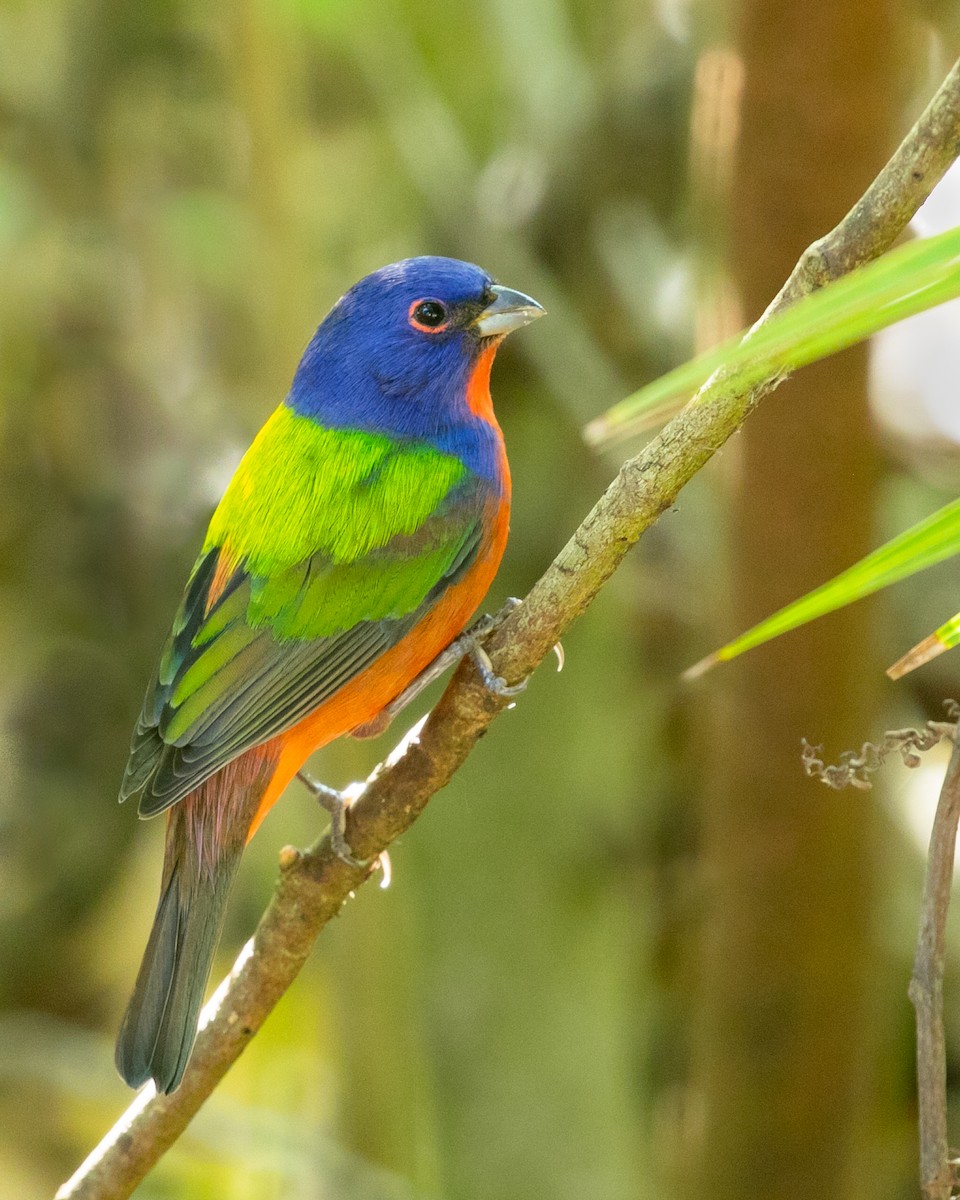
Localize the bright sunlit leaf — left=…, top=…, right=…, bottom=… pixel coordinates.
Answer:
left=683, top=497, right=960, bottom=680
left=585, top=225, right=960, bottom=447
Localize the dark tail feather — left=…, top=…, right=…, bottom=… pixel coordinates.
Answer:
left=115, top=828, right=241, bottom=1094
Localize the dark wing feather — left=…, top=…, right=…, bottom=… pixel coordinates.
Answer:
left=122, top=506, right=485, bottom=817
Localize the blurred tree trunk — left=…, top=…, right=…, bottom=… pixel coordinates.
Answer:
left=693, top=5, right=907, bottom=1199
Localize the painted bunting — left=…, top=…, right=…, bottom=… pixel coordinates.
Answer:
left=115, top=257, right=543, bottom=1093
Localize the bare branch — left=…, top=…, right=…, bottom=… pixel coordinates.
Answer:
left=57, top=56, right=960, bottom=1200
left=911, top=728, right=960, bottom=1200
left=772, top=56, right=960, bottom=310
left=797, top=703, right=960, bottom=1199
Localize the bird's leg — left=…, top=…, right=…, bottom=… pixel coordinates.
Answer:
left=456, top=596, right=530, bottom=697
left=299, top=600, right=549, bottom=870
left=454, top=597, right=565, bottom=693
left=296, top=773, right=368, bottom=868
left=351, top=599, right=528, bottom=742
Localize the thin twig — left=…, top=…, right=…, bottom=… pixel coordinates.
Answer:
left=801, top=703, right=960, bottom=1199
left=911, top=729, right=960, bottom=1200
left=56, top=57, right=960, bottom=1200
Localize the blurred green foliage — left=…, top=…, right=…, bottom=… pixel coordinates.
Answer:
left=2, top=2, right=959, bottom=1199
left=0, top=2, right=695, bottom=1196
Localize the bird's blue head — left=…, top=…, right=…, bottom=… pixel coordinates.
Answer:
left=287, top=257, right=543, bottom=478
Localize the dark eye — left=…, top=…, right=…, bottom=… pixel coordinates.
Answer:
left=409, top=299, right=449, bottom=331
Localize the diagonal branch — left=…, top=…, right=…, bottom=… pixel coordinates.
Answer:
left=57, top=56, right=960, bottom=1200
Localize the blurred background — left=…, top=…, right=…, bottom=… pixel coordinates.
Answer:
left=2, top=1, right=960, bottom=1197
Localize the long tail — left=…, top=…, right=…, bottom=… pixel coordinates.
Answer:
left=116, top=750, right=276, bottom=1093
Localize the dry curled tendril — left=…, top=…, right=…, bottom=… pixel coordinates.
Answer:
left=802, top=701, right=960, bottom=791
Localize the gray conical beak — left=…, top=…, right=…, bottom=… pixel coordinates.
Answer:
left=473, top=284, right=545, bottom=338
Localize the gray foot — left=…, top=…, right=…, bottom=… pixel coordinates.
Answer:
left=365, top=599, right=528, bottom=731
left=458, top=598, right=528, bottom=697
left=297, top=772, right=368, bottom=868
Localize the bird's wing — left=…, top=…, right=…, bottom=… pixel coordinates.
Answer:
left=121, top=409, right=490, bottom=816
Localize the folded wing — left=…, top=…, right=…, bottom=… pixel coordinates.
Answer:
left=120, top=419, right=488, bottom=816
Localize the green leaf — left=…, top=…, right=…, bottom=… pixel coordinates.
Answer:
left=585, top=226, right=960, bottom=682
left=684, top=497, right=960, bottom=680
left=585, top=225, right=960, bottom=447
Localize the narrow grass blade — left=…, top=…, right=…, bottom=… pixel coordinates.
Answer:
left=586, top=226, right=960, bottom=447
left=684, top=497, right=960, bottom=679
left=888, top=608, right=960, bottom=679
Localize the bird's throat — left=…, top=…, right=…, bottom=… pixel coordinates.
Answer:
left=465, top=341, right=501, bottom=425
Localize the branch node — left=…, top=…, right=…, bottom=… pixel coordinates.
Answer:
left=278, top=845, right=302, bottom=871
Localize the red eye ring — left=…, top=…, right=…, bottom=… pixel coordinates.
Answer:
left=408, top=298, right=450, bottom=333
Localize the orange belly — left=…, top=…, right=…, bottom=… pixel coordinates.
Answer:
left=244, top=490, right=510, bottom=840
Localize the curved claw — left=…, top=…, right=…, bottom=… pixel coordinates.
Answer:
left=469, top=642, right=529, bottom=698
left=489, top=675, right=528, bottom=698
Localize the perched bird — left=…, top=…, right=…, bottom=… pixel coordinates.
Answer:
left=115, top=257, right=543, bottom=1093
